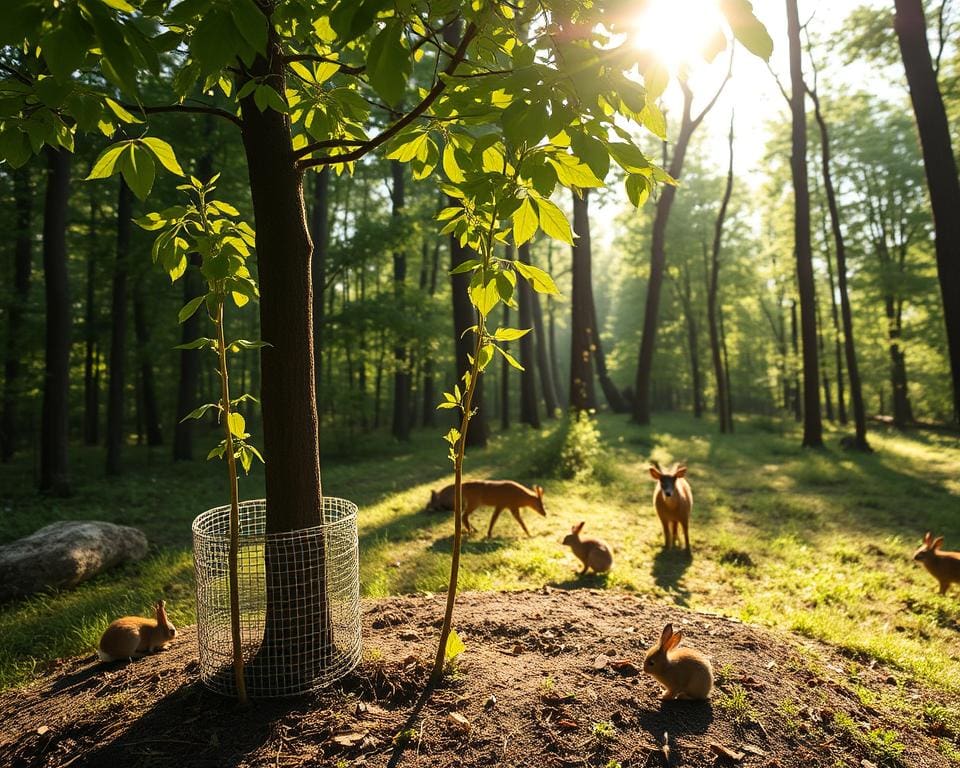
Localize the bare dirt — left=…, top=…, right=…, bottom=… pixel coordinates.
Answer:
left=1, top=589, right=955, bottom=767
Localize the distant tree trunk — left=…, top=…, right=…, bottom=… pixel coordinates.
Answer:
left=530, top=275, right=559, bottom=418
left=570, top=191, right=597, bottom=412
left=546, top=242, right=565, bottom=407
left=517, top=243, right=541, bottom=427
left=172, top=255, right=202, bottom=460
left=105, top=179, right=132, bottom=475
left=2, top=168, right=33, bottom=462
left=885, top=294, right=914, bottom=427
left=807, top=74, right=869, bottom=449
left=786, top=0, right=823, bottom=446
left=390, top=161, right=411, bottom=442
left=133, top=274, right=163, bottom=446
left=633, top=72, right=730, bottom=424
left=39, top=148, right=71, bottom=495
left=501, top=303, right=510, bottom=431
left=707, top=117, right=735, bottom=433
left=422, top=239, right=441, bottom=428
left=824, top=235, right=847, bottom=424
left=790, top=299, right=802, bottom=422
left=83, top=195, right=101, bottom=447
left=894, top=0, right=960, bottom=423
left=592, top=299, right=628, bottom=412
left=817, top=298, right=834, bottom=422
left=719, top=304, right=734, bottom=430
left=451, top=236, right=488, bottom=447
left=675, top=266, right=703, bottom=418
left=311, top=167, right=330, bottom=421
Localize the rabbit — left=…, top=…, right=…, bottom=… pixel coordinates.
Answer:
left=98, top=600, right=178, bottom=662
left=562, top=521, right=613, bottom=574
left=913, top=532, right=960, bottom=595
left=643, top=623, right=713, bottom=700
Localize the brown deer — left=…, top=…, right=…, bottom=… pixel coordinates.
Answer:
left=649, top=461, right=693, bottom=551
left=425, top=480, right=547, bottom=538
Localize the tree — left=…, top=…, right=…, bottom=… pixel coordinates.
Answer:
left=39, top=148, right=71, bottom=495
left=784, top=0, right=823, bottom=447
left=632, top=61, right=733, bottom=424
left=390, top=161, right=412, bottom=441
left=82, top=192, right=102, bottom=447
left=569, top=190, right=597, bottom=412
left=894, top=0, right=960, bottom=423
left=133, top=272, right=163, bottom=446
left=529, top=263, right=559, bottom=419
left=105, top=178, right=132, bottom=475
left=517, top=243, right=540, bottom=427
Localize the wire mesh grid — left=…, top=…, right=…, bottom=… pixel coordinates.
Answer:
left=192, top=498, right=361, bottom=697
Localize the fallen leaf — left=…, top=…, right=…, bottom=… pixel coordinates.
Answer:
left=709, top=742, right=745, bottom=761
left=36, top=726, right=49, bottom=736
left=556, top=719, right=579, bottom=730
left=332, top=731, right=366, bottom=748
left=447, top=711, right=471, bottom=733
left=611, top=659, right=640, bottom=676
left=594, top=653, right=611, bottom=670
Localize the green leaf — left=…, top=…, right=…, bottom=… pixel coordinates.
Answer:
left=493, top=327, right=531, bottom=342
left=180, top=402, right=220, bottom=422
left=229, top=0, right=267, bottom=54
left=40, top=8, right=91, bottom=82
left=207, top=441, right=227, bottom=460
left=469, top=274, right=500, bottom=317
left=495, top=344, right=524, bottom=371
left=449, top=258, right=480, bottom=275
left=720, top=0, right=774, bottom=60
left=104, top=97, right=143, bottom=124
left=366, top=19, right=410, bottom=108
left=86, top=143, right=127, bottom=180
left=536, top=198, right=574, bottom=245
left=640, top=103, right=667, bottom=141
left=512, top=197, right=538, bottom=246
left=120, top=144, right=156, bottom=200
left=514, top=260, right=560, bottom=296
left=239, top=444, right=253, bottom=473
left=227, top=412, right=246, bottom=438
left=444, top=628, right=465, bottom=662
left=625, top=174, right=650, bottom=208
left=174, top=337, right=216, bottom=350
left=228, top=339, right=269, bottom=351
left=442, top=142, right=465, bottom=183
left=140, top=137, right=185, bottom=176
left=178, top=295, right=206, bottom=323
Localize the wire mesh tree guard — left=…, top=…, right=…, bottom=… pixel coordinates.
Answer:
left=192, top=498, right=361, bottom=697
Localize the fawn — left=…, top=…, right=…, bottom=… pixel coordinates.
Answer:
left=426, top=480, right=547, bottom=538
left=649, top=462, right=693, bottom=551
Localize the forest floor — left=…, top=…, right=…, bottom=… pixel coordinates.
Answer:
left=0, top=412, right=958, bottom=763
left=1, top=590, right=958, bottom=768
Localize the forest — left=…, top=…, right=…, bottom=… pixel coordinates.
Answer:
left=0, top=0, right=959, bottom=767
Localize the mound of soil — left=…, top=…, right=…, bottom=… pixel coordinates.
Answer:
left=0, top=589, right=954, bottom=767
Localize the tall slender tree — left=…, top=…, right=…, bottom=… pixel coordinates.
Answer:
left=133, top=274, right=163, bottom=446
left=517, top=243, right=540, bottom=427
left=894, top=0, right=960, bottom=423
left=530, top=272, right=559, bottom=418
left=390, top=161, right=411, bottom=441
left=570, top=191, right=597, bottom=412
left=105, top=178, right=132, bottom=475
left=82, top=194, right=101, bottom=447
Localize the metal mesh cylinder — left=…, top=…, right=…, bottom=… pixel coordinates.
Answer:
left=192, top=498, right=361, bottom=697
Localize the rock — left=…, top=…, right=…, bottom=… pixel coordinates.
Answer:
left=0, top=521, right=148, bottom=601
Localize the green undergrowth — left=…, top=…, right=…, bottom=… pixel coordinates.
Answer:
left=0, top=412, right=958, bottom=705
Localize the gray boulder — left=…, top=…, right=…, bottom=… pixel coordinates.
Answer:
left=0, top=521, right=148, bottom=602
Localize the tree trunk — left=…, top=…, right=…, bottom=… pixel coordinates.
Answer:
left=530, top=274, right=559, bottom=418
left=809, top=78, right=870, bottom=449
left=133, top=274, right=163, bottom=446
left=39, top=148, right=71, bottom=495
left=501, top=303, right=510, bottom=430
left=451, top=236, right=488, bottom=447
left=422, top=240, right=441, bottom=428
left=105, top=179, right=132, bottom=475
left=824, top=235, right=847, bottom=425
left=719, top=304, right=734, bottom=431
left=546, top=242, right=565, bottom=407
left=817, top=297, right=834, bottom=422
left=2, top=168, right=32, bottom=462
left=517, top=243, right=540, bottom=427
left=390, top=161, right=411, bottom=441
left=786, top=0, right=823, bottom=446
left=707, top=118, right=734, bottom=433
left=885, top=294, right=914, bottom=427
left=675, top=265, right=703, bottom=418
left=570, top=191, right=597, bottom=412
left=82, top=194, right=100, bottom=447
left=790, top=299, right=802, bottom=422
left=894, top=0, right=960, bottom=423
left=311, top=167, right=330, bottom=422
left=238, top=31, right=329, bottom=687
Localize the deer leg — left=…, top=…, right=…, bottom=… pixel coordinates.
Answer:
left=486, top=507, right=504, bottom=538
left=462, top=502, right=477, bottom=534
left=682, top=520, right=690, bottom=551
left=658, top=515, right=671, bottom=549
left=672, top=521, right=680, bottom=548
left=511, top=508, right=531, bottom=537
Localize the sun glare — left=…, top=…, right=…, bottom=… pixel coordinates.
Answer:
left=630, top=0, right=727, bottom=75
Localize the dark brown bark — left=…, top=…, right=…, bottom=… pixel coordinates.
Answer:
left=83, top=195, right=100, bottom=447
left=894, top=0, right=960, bottom=423
left=39, top=148, right=71, bottom=495
left=633, top=71, right=729, bottom=424
left=570, top=191, right=597, bottom=412
left=823, top=227, right=847, bottom=425
left=790, top=299, right=802, bottom=422
left=451, top=236, right=488, bottom=447
left=422, top=239, right=441, bottom=428
left=390, top=161, right=411, bottom=441
left=311, top=167, right=330, bottom=420
left=707, top=119, right=734, bottom=433
left=592, top=299, right=628, bottom=412
left=530, top=275, right=559, bottom=418
left=2, top=168, right=32, bottom=462
left=133, top=274, right=163, bottom=446
left=517, top=243, right=540, bottom=427
left=675, top=265, right=703, bottom=418
left=808, top=78, right=869, bottom=449
left=817, top=297, right=834, bottom=422
left=719, top=304, right=734, bottom=430
left=786, top=0, right=823, bottom=446
left=501, top=303, right=510, bottom=431
left=545, top=242, right=565, bottom=407
left=105, top=179, right=132, bottom=475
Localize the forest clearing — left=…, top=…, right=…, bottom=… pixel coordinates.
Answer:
left=2, top=0, right=960, bottom=765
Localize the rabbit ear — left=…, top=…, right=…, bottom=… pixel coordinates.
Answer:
left=923, top=531, right=932, bottom=545
left=932, top=536, right=944, bottom=550
left=659, top=624, right=674, bottom=644
left=574, top=521, right=585, bottom=534
left=667, top=630, right=683, bottom=649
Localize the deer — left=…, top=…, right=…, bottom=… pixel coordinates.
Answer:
left=425, top=480, right=547, bottom=538
left=649, top=461, right=693, bottom=551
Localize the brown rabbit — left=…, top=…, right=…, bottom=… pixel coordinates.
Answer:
left=643, top=623, right=713, bottom=700
left=913, top=532, right=960, bottom=595
left=98, top=600, right=177, bottom=662
left=562, top=521, right=613, bottom=574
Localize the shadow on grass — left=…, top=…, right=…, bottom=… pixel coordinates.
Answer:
left=427, top=535, right=512, bottom=555
left=651, top=548, right=692, bottom=606
left=548, top=571, right=612, bottom=590
left=635, top=700, right=714, bottom=751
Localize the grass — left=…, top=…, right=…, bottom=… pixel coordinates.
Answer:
left=1, top=411, right=959, bottom=705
